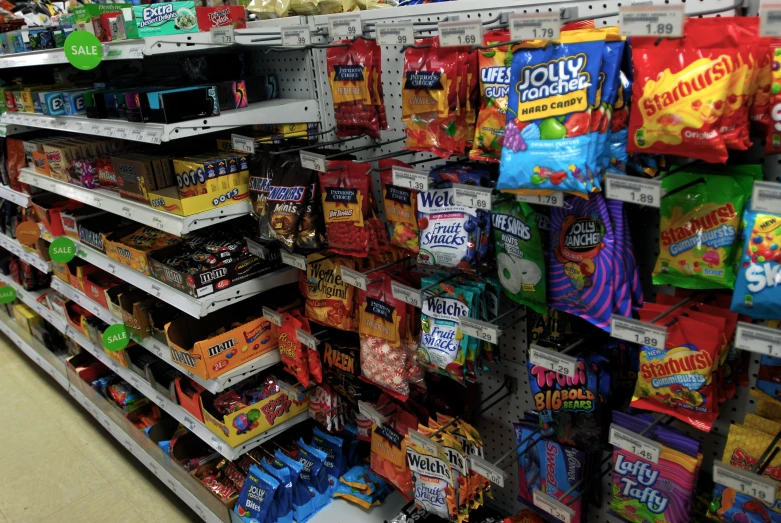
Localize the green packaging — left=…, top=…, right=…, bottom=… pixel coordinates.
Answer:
left=133, top=2, right=198, bottom=37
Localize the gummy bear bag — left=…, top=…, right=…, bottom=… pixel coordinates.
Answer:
left=549, top=194, right=615, bottom=331
left=498, top=31, right=606, bottom=197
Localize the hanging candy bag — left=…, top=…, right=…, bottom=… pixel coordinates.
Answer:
left=320, top=161, right=371, bottom=257
left=379, top=160, right=420, bottom=253
left=407, top=429, right=458, bottom=521
left=302, top=253, right=357, bottom=331
left=278, top=311, right=310, bottom=387
left=417, top=184, right=479, bottom=271
left=327, top=38, right=380, bottom=139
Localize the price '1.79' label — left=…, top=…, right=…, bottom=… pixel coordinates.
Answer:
left=734, top=322, right=781, bottom=356
left=509, top=13, right=561, bottom=41
left=610, top=316, right=667, bottom=350
left=515, top=191, right=564, bottom=207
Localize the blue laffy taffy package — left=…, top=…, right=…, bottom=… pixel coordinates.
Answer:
left=235, top=465, right=280, bottom=522
left=498, top=31, right=606, bottom=198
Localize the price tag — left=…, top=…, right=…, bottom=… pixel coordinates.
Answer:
left=150, top=284, right=162, bottom=298
left=528, top=344, right=578, bottom=378
left=296, top=328, right=319, bottom=350
left=409, top=429, right=441, bottom=455
left=129, top=129, right=143, bottom=142
left=262, top=306, right=283, bottom=327
left=618, top=5, right=684, bottom=38
left=438, top=20, right=483, bottom=47
left=515, top=191, right=564, bottom=207
left=391, top=281, right=422, bottom=309
left=459, top=317, right=500, bottom=344
left=114, top=128, right=128, bottom=140
left=453, top=183, right=492, bottom=210
left=280, top=251, right=307, bottom=271
left=90, top=124, right=101, bottom=135
left=392, top=166, right=428, bottom=191
left=329, top=13, right=362, bottom=39
left=605, top=174, right=661, bottom=208
left=300, top=151, right=326, bottom=172
left=751, top=181, right=781, bottom=213
left=281, top=25, right=311, bottom=46
left=610, top=316, right=667, bottom=350
left=376, top=22, right=414, bottom=46
left=121, top=206, right=133, bottom=219
left=210, top=26, right=234, bottom=44
left=183, top=415, right=197, bottom=431
left=469, top=455, right=506, bottom=487
left=103, top=126, right=115, bottom=137
left=144, top=130, right=162, bottom=144
left=154, top=394, right=169, bottom=409
left=340, top=266, right=369, bottom=291
left=358, top=400, right=386, bottom=426
left=713, top=460, right=777, bottom=502
left=107, top=262, right=117, bottom=275
left=56, top=120, right=68, bottom=130
left=735, top=322, right=781, bottom=356
left=760, top=4, right=781, bottom=37
left=609, top=424, right=662, bottom=464
left=149, top=341, right=165, bottom=359
left=533, top=489, right=574, bottom=523
left=231, top=134, right=255, bottom=154
left=509, top=13, right=561, bottom=41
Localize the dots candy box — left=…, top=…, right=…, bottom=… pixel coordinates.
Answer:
left=133, top=1, right=199, bottom=37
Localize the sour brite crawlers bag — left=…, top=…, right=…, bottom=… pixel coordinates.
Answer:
left=498, top=31, right=606, bottom=198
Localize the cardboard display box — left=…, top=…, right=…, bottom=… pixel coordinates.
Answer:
left=175, top=377, right=205, bottom=423
left=30, top=193, right=82, bottom=237
left=148, top=178, right=248, bottom=217
left=13, top=303, right=41, bottom=334
left=105, top=225, right=180, bottom=275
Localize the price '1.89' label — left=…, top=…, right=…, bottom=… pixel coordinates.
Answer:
left=618, top=5, right=684, bottom=37
left=610, top=316, right=667, bottom=350
left=605, top=174, right=661, bottom=208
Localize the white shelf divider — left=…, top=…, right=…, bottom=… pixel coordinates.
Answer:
left=0, top=184, right=31, bottom=207
left=0, top=233, right=51, bottom=273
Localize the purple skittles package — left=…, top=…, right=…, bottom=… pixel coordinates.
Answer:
left=549, top=194, right=615, bottom=331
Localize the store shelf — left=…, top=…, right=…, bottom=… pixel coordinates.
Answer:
left=19, top=168, right=250, bottom=236
left=1, top=99, right=318, bottom=143
left=0, top=233, right=51, bottom=273
left=50, top=277, right=283, bottom=394
left=0, top=39, right=145, bottom=69
left=0, top=184, right=31, bottom=207
left=70, top=241, right=298, bottom=318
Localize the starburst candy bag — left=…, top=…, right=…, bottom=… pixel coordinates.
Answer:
left=470, top=29, right=512, bottom=162
left=498, top=31, right=606, bottom=197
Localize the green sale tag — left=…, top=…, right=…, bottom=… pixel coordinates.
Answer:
left=49, top=237, right=76, bottom=264
left=64, top=31, right=103, bottom=71
left=0, top=286, right=16, bottom=304
left=102, top=324, right=130, bottom=352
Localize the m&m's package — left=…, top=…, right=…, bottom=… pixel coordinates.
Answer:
left=731, top=207, right=781, bottom=319
left=653, top=168, right=758, bottom=290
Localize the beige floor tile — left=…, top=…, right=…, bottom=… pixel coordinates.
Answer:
left=38, top=487, right=142, bottom=523
left=111, top=476, right=198, bottom=523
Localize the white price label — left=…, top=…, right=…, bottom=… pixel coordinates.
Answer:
left=751, top=181, right=781, bottom=213
left=459, top=317, right=500, bottom=344
left=329, top=14, right=362, bottom=38
left=606, top=174, right=661, bottom=208
left=391, top=281, right=421, bottom=309
left=296, top=328, right=319, bottom=350
left=438, top=20, right=483, bottom=47
left=713, top=460, right=778, bottom=502
left=144, top=130, right=162, bottom=144
left=469, top=455, right=506, bottom=487
left=210, top=26, right=234, bottom=44
left=509, top=13, right=561, bottom=41
left=74, top=121, right=85, bottom=132
left=340, top=266, right=369, bottom=291
left=280, top=251, right=307, bottom=271
left=90, top=124, right=102, bottom=135
left=453, top=183, right=492, bottom=210
left=409, top=429, right=441, bottom=455
left=533, top=490, right=574, bottom=523
left=515, top=191, right=564, bottom=207
left=107, top=262, right=117, bottom=275
left=358, top=400, right=386, bottom=426
left=619, top=5, right=684, bottom=38
left=56, top=120, right=68, bottom=130
left=529, top=344, right=578, bottom=377
left=183, top=415, right=197, bottom=431
left=231, top=134, right=255, bottom=154
left=154, top=394, right=169, bottom=409
left=300, top=151, right=326, bottom=172
left=611, top=316, right=667, bottom=350
left=150, top=341, right=165, bottom=359
left=281, top=25, right=311, bottom=46
left=760, top=5, right=781, bottom=37
left=121, top=206, right=133, bottom=219
left=735, top=322, right=781, bottom=356
left=609, top=424, right=662, bottom=464
left=103, top=126, right=115, bottom=137
left=129, top=129, right=143, bottom=141
left=115, top=128, right=128, bottom=140
left=392, top=166, right=428, bottom=191
left=376, top=22, right=414, bottom=46
left=262, top=306, right=283, bottom=327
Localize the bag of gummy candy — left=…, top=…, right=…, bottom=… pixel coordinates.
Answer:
left=379, top=160, right=420, bottom=254
left=731, top=207, right=781, bottom=319
left=407, top=428, right=458, bottom=521
left=653, top=168, right=756, bottom=290
left=549, top=194, right=615, bottom=331
left=469, top=29, right=512, bottom=162
left=498, top=31, right=606, bottom=198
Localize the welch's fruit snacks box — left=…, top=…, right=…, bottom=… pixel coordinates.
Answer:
left=133, top=1, right=198, bottom=37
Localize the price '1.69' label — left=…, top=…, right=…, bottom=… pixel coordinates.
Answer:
left=453, top=183, right=492, bottom=210
left=438, top=20, right=483, bottom=47
left=610, top=316, right=667, bottom=350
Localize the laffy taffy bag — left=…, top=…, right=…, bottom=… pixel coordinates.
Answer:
left=319, top=161, right=371, bottom=257
left=498, top=30, right=606, bottom=198
left=628, top=19, right=741, bottom=163
left=470, top=29, right=512, bottom=162
left=327, top=38, right=380, bottom=139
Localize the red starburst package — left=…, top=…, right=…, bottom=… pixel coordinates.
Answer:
left=628, top=18, right=741, bottom=163
left=402, top=38, right=464, bottom=158
left=278, top=311, right=310, bottom=387
left=327, top=38, right=381, bottom=139
left=319, top=161, right=371, bottom=258
left=752, top=41, right=774, bottom=132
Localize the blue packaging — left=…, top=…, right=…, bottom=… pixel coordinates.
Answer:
left=261, top=460, right=293, bottom=523
left=63, top=89, right=88, bottom=116
left=273, top=449, right=314, bottom=523
left=312, top=427, right=344, bottom=497
left=235, top=465, right=279, bottom=523
left=297, top=439, right=331, bottom=511
left=39, top=91, right=65, bottom=117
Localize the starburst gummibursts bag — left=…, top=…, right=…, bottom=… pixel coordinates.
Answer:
left=498, top=30, right=606, bottom=198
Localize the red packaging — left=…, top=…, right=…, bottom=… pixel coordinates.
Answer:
left=195, top=6, right=247, bottom=31
left=299, top=315, right=323, bottom=384
left=5, top=90, right=17, bottom=112
left=278, top=311, right=310, bottom=387
left=766, top=42, right=781, bottom=154
left=319, top=161, right=371, bottom=257
left=327, top=38, right=380, bottom=139
left=752, top=42, right=774, bottom=132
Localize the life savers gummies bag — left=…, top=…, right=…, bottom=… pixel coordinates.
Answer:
left=327, top=38, right=380, bottom=139
left=627, top=19, right=740, bottom=163
left=549, top=194, right=615, bottom=331
left=498, top=31, right=606, bottom=197
left=652, top=169, right=756, bottom=290
left=731, top=207, right=781, bottom=320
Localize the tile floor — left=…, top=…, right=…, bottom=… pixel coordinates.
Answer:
left=0, top=332, right=198, bottom=523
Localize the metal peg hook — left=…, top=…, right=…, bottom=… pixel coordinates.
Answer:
left=324, top=136, right=407, bottom=160
left=269, top=135, right=362, bottom=156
